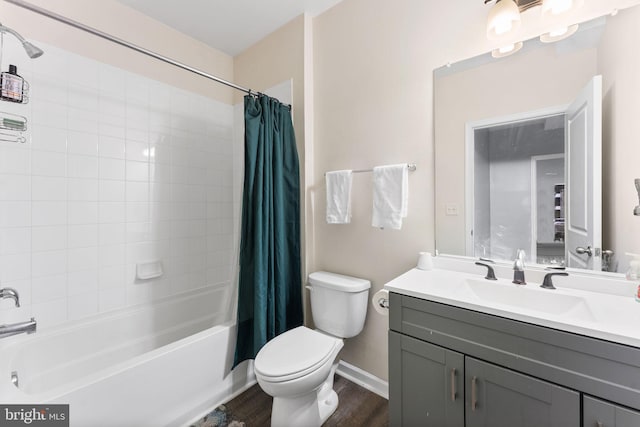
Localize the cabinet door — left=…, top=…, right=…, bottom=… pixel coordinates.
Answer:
left=584, top=395, right=640, bottom=427
left=389, top=331, right=464, bottom=427
left=465, top=357, right=579, bottom=427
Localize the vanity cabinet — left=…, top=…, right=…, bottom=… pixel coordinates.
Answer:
left=583, top=396, right=640, bottom=427
left=389, top=331, right=464, bottom=426
left=389, top=292, right=640, bottom=427
left=465, top=357, right=579, bottom=427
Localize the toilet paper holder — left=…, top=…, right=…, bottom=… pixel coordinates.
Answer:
left=376, top=296, right=389, bottom=309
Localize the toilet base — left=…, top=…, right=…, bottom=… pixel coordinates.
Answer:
left=270, top=362, right=341, bottom=427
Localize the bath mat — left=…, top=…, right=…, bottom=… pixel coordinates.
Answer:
left=190, top=405, right=245, bottom=427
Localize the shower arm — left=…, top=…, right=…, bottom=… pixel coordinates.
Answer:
left=0, top=20, right=43, bottom=58
left=0, top=23, right=27, bottom=45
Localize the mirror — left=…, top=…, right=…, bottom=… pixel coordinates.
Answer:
left=435, top=5, right=640, bottom=274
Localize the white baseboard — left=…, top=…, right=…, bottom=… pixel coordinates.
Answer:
left=336, top=360, right=389, bottom=399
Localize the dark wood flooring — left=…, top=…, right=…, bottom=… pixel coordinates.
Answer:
left=224, top=375, right=389, bottom=426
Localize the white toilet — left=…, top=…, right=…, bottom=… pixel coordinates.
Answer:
left=254, top=271, right=371, bottom=427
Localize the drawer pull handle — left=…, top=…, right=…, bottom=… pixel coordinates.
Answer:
left=471, top=376, right=478, bottom=411
left=450, top=368, right=457, bottom=401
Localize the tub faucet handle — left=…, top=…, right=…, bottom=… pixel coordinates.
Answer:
left=0, top=287, right=20, bottom=307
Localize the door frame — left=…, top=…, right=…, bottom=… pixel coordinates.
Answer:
left=464, top=105, right=568, bottom=257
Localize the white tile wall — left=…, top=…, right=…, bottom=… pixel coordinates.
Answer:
left=0, top=41, right=235, bottom=330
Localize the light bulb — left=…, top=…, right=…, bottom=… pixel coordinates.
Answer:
left=487, top=0, right=521, bottom=40
left=492, top=41, right=523, bottom=58
left=541, top=0, right=584, bottom=17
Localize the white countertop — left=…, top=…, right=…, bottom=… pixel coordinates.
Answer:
left=384, top=265, right=640, bottom=348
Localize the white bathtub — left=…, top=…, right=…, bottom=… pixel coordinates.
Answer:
left=0, top=283, right=255, bottom=427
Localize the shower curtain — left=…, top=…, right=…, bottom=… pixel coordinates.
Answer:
left=233, top=94, right=303, bottom=367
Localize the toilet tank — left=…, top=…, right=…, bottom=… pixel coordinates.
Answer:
left=308, top=271, right=371, bottom=338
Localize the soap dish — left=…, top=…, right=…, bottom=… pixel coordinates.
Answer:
left=136, top=261, right=163, bottom=280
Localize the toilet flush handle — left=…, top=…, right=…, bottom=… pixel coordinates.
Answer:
left=305, top=285, right=312, bottom=292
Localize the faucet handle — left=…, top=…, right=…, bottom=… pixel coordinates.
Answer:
left=475, top=262, right=497, bottom=280
left=541, top=271, right=569, bottom=290
left=0, top=287, right=20, bottom=308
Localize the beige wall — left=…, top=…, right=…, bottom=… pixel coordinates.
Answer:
left=0, top=0, right=234, bottom=104
left=311, top=0, right=490, bottom=381
left=599, top=6, right=640, bottom=272
left=434, top=46, right=598, bottom=256
left=310, top=0, right=640, bottom=381
left=12, top=0, right=640, bottom=384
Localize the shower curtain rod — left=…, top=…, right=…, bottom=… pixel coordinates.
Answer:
left=4, top=0, right=289, bottom=106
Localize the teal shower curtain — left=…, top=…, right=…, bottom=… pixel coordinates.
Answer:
left=233, top=94, right=303, bottom=368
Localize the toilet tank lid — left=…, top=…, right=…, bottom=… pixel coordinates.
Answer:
left=308, top=271, right=371, bottom=292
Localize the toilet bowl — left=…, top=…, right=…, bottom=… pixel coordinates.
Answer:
left=254, top=271, right=370, bottom=427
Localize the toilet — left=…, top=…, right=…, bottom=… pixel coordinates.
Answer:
left=254, top=271, right=371, bottom=427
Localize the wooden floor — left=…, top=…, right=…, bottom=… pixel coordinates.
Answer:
left=224, top=375, right=389, bottom=426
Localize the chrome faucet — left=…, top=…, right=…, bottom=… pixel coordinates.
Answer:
left=0, top=287, right=20, bottom=307
left=512, top=249, right=526, bottom=285
left=0, top=287, right=37, bottom=339
left=0, top=318, right=36, bottom=339
left=475, top=260, right=497, bottom=280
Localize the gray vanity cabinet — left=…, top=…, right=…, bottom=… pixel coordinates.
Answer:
left=389, top=330, right=464, bottom=427
left=389, top=291, right=640, bottom=427
left=465, top=357, right=579, bottom=427
left=583, top=396, right=640, bottom=427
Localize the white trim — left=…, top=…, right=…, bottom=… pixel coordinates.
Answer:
left=336, top=360, right=389, bottom=400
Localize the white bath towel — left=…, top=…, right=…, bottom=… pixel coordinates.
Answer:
left=372, top=164, right=408, bottom=230
left=325, top=170, right=353, bottom=224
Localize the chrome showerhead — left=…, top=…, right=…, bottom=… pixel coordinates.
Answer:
left=0, top=23, right=44, bottom=58
left=21, top=41, right=43, bottom=59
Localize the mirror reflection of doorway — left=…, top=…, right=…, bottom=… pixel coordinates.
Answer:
left=469, top=113, right=565, bottom=264
left=532, top=155, right=565, bottom=266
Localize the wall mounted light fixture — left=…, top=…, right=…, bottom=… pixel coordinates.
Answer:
left=485, top=0, right=583, bottom=56
left=539, top=0, right=583, bottom=42
left=491, top=41, right=523, bottom=58
left=486, top=0, right=522, bottom=39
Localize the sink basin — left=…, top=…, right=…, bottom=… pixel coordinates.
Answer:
left=462, top=278, right=596, bottom=321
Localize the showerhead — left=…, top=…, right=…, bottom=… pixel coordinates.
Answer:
left=0, top=23, right=44, bottom=59
left=21, top=41, right=43, bottom=59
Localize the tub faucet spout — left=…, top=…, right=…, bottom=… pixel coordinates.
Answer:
left=0, top=318, right=36, bottom=339
left=0, top=287, right=20, bottom=307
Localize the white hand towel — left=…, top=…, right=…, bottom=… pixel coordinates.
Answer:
left=326, top=170, right=353, bottom=224
left=372, top=164, right=409, bottom=230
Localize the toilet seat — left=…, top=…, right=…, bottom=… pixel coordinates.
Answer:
left=255, top=326, right=341, bottom=383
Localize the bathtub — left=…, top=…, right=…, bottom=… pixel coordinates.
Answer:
left=0, top=283, right=255, bottom=427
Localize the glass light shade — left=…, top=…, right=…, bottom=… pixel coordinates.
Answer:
left=541, top=0, right=584, bottom=17
left=491, top=41, right=523, bottom=58
left=487, top=0, right=521, bottom=40
left=540, top=24, right=579, bottom=43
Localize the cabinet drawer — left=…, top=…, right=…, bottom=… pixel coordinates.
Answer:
left=584, top=396, right=640, bottom=427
